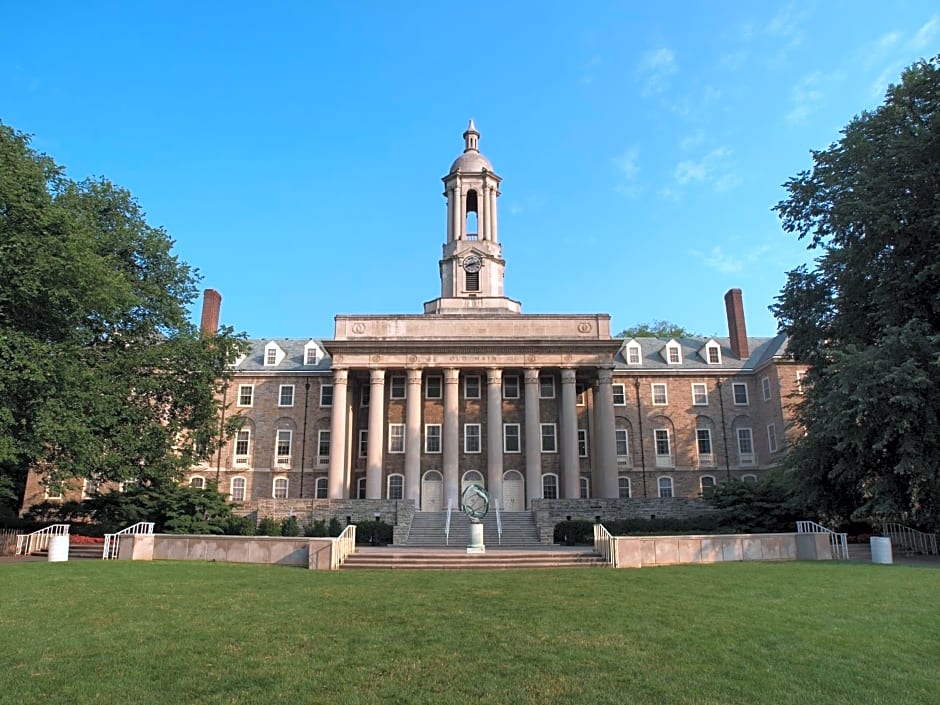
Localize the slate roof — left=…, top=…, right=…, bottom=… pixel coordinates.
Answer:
left=234, top=339, right=332, bottom=373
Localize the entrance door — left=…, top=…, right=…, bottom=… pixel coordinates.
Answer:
left=422, top=471, right=443, bottom=512
left=461, top=470, right=485, bottom=495
left=502, top=471, right=524, bottom=510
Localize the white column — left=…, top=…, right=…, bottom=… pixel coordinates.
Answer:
left=455, top=184, right=464, bottom=240
left=443, top=368, right=460, bottom=508
left=446, top=186, right=453, bottom=242
left=490, top=187, right=498, bottom=243
left=486, top=368, right=504, bottom=507
left=451, top=185, right=460, bottom=241
left=560, top=368, right=580, bottom=499
left=327, top=369, right=349, bottom=499
left=479, top=183, right=488, bottom=241
left=594, top=367, right=619, bottom=498
left=404, top=368, right=422, bottom=504
left=366, top=369, right=385, bottom=499
left=523, top=368, right=542, bottom=508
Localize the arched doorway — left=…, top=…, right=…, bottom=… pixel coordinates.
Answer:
left=421, top=470, right=443, bottom=512
left=502, top=470, right=524, bottom=510
left=461, top=470, right=485, bottom=495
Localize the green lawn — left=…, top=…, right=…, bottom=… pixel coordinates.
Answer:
left=0, top=561, right=937, bottom=705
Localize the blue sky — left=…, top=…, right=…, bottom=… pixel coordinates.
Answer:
left=2, top=2, right=937, bottom=339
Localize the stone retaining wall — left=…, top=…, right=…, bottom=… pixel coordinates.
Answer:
left=609, top=532, right=831, bottom=568
left=118, top=534, right=339, bottom=569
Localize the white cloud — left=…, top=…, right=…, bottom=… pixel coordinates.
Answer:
left=637, top=47, right=677, bottom=95
left=911, top=15, right=939, bottom=50
left=613, top=146, right=639, bottom=180
left=787, top=70, right=843, bottom=125
left=674, top=147, right=731, bottom=186
left=690, top=243, right=774, bottom=274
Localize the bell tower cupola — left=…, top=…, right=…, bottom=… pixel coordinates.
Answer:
left=424, top=121, right=521, bottom=315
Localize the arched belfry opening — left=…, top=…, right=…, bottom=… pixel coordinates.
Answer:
left=424, top=120, right=522, bottom=315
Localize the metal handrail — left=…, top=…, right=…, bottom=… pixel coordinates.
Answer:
left=593, top=523, right=618, bottom=567
left=444, top=499, right=453, bottom=546
left=796, top=520, right=849, bottom=560
left=103, top=521, right=156, bottom=560
left=15, top=524, right=70, bottom=556
left=330, top=524, right=357, bottom=569
left=883, top=523, right=939, bottom=556
left=495, top=498, right=502, bottom=545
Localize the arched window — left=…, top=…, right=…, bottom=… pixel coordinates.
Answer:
left=465, top=190, right=479, bottom=239
left=542, top=473, right=559, bottom=500
left=741, top=474, right=757, bottom=484
left=657, top=476, right=673, bottom=498
left=579, top=476, right=590, bottom=499
left=618, top=476, right=631, bottom=499
left=189, top=476, right=205, bottom=490
left=230, top=477, right=247, bottom=501
left=273, top=477, right=288, bottom=499
left=356, top=477, right=367, bottom=499
left=700, top=475, right=716, bottom=498
left=387, top=473, right=404, bottom=500
left=315, top=477, right=328, bottom=499
left=461, top=470, right=484, bottom=494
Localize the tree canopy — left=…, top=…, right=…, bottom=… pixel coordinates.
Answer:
left=616, top=320, right=697, bottom=339
left=0, top=122, right=246, bottom=513
left=772, top=56, right=940, bottom=529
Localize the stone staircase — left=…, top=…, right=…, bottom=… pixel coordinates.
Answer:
left=403, top=511, right=540, bottom=547
left=342, top=547, right=609, bottom=570
left=32, top=543, right=104, bottom=560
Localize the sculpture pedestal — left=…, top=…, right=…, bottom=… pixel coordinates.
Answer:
left=467, top=521, right=485, bottom=553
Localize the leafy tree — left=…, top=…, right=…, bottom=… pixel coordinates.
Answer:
left=707, top=474, right=808, bottom=533
left=772, top=56, right=940, bottom=529
left=0, top=122, right=247, bottom=512
left=616, top=320, right=697, bottom=338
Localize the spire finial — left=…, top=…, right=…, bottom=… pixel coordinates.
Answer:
left=463, top=119, right=480, bottom=152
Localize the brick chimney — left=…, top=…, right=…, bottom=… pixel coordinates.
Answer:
left=200, top=288, right=221, bottom=336
left=724, top=288, right=749, bottom=359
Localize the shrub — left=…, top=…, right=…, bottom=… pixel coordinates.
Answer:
left=304, top=519, right=327, bottom=537
left=707, top=472, right=808, bottom=533
left=280, top=516, right=301, bottom=537
left=327, top=517, right=343, bottom=537
left=354, top=520, right=393, bottom=545
left=256, top=517, right=280, bottom=536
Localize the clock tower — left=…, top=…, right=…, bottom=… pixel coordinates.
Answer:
left=424, top=121, right=522, bottom=314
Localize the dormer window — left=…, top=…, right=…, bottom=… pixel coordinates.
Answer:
left=264, top=341, right=285, bottom=367
left=663, top=340, right=682, bottom=365
left=625, top=342, right=642, bottom=365
left=701, top=339, right=722, bottom=365
left=304, top=340, right=322, bottom=366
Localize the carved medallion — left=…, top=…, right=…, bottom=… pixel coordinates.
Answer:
left=578, top=323, right=592, bottom=333
left=351, top=322, right=366, bottom=334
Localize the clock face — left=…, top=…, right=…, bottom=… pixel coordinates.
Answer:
left=463, top=255, right=482, bottom=274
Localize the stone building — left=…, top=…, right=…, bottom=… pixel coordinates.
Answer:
left=184, top=122, right=805, bottom=512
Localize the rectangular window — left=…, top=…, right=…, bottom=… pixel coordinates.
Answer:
left=320, top=384, right=333, bottom=407
left=360, top=385, right=370, bottom=407
left=425, top=424, right=442, bottom=453
left=732, top=382, right=748, bottom=405
left=613, top=384, right=626, bottom=406
left=761, top=376, right=772, bottom=401
left=316, top=477, right=329, bottom=499
left=627, top=345, right=641, bottom=365
left=317, top=430, right=330, bottom=464
left=577, top=429, right=588, bottom=458
left=618, top=476, right=631, bottom=498
left=651, top=383, right=668, bottom=405
left=465, top=271, right=480, bottom=292
left=539, top=376, right=555, bottom=399
left=503, top=423, right=521, bottom=453
left=767, top=423, right=778, bottom=453
left=231, top=477, right=246, bottom=502
left=692, top=383, right=708, bottom=406
left=796, top=370, right=806, bottom=394
left=358, top=429, right=368, bottom=458
left=697, top=428, right=714, bottom=466
left=234, top=429, right=250, bottom=462
left=464, top=423, right=481, bottom=454
left=390, top=375, right=406, bottom=399
left=273, top=477, right=288, bottom=499
left=388, top=424, right=405, bottom=453
left=667, top=346, right=680, bottom=364
left=737, top=428, right=754, bottom=464
left=707, top=345, right=720, bottom=364
left=654, top=429, right=671, bottom=466
left=305, top=347, right=318, bottom=365
left=265, top=348, right=277, bottom=365
left=540, top=423, right=557, bottom=453
left=275, top=430, right=292, bottom=463
left=502, top=375, right=520, bottom=399
left=425, top=376, right=442, bottom=399
left=237, top=385, right=254, bottom=407
left=279, top=384, right=295, bottom=407
left=464, top=375, right=481, bottom=399
left=615, top=429, right=629, bottom=458
left=658, top=477, right=674, bottom=498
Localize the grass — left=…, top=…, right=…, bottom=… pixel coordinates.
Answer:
left=0, top=561, right=937, bottom=705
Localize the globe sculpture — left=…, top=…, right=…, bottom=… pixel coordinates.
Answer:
left=460, top=484, right=489, bottom=553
